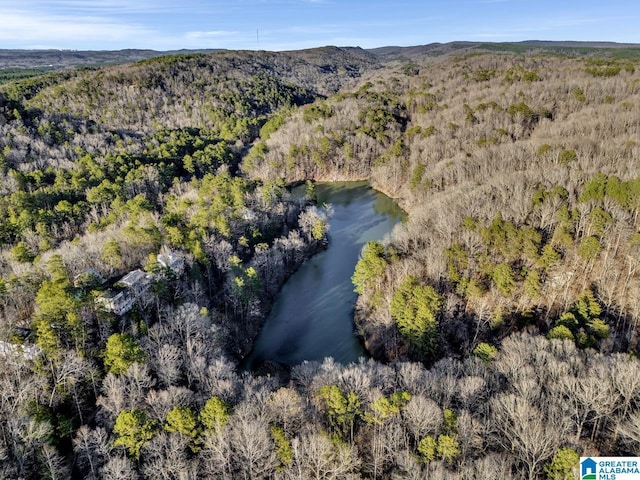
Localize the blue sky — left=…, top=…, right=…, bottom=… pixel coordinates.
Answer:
left=0, top=0, right=638, bottom=51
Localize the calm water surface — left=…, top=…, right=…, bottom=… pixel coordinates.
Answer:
left=243, top=182, right=404, bottom=369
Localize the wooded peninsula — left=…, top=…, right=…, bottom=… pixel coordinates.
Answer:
left=0, top=42, right=639, bottom=479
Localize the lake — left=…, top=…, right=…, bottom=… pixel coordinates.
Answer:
left=243, top=181, right=404, bottom=369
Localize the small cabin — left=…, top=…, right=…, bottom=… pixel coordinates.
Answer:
left=95, top=288, right=134, bottom=315
left=96, top=269, right=151, bottom=315
left=118, top=269, right=151, bottom=296
left=157, top=251, right=185, bottom=275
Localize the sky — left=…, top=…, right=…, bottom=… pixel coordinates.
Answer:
left=0, top=0, right=638, bottom=52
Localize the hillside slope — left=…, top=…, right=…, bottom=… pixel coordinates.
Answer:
left=243, top=51, right=640, bottom=360
left=0, top=45, right=639, bottom=479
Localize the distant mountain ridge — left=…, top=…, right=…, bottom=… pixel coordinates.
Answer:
left=1, top=40, right=639, bottom=70
left=0, top=48, right=221, bottom=69
left=518, top=40, right=640, bottom=48
left=367, top=40, right=640, bottom=60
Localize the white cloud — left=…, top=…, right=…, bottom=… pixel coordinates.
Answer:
left=0, top=11, right=155, bottom=47
left=0, top=0, right=201, bottom=15
left=0, top=2, right=240, bottom=49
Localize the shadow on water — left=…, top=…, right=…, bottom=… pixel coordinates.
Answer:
left=242, top=182, right=405, bottom=372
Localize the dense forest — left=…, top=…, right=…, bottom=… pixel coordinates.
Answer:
left=0, top=43, right=639, bottom=479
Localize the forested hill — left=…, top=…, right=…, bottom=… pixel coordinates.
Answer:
left=0, top=44, right=640, bottom=479
left=2, top=40, right=638, bottom=70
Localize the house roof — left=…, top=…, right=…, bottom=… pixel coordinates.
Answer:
left=120, top=269, right=149, bottom=287
left=158, top=252, right=184, bottom=268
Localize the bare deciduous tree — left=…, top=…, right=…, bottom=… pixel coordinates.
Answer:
left=491, top=393, right=568, bottom=480
left=73, top=426, right=109, bottom=479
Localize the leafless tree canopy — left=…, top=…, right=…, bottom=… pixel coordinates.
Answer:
left=0, top=44, right=639, bottom=478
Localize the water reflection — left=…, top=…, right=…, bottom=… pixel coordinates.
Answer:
left=242, top=182, right=404, bottom=370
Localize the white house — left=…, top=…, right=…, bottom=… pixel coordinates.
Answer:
left=96, top=269, right=152, bottom=315
left=157, top=251, right=185, bottom=275
left=95, top=288, right=135, bottom=316
left=119, top=269, right=151, bottom=295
